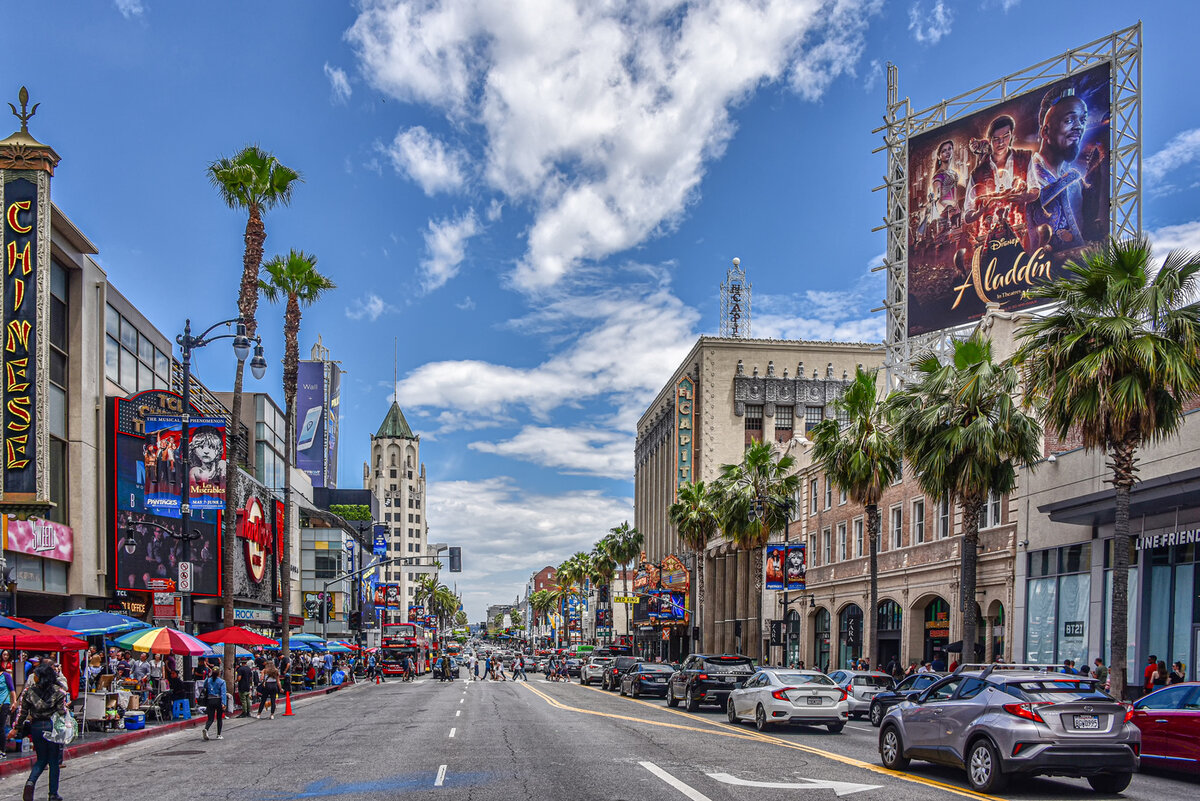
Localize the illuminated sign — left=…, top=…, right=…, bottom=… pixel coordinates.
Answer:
left=237, top=496, right=270, bottom=583
left=2, top=179, right=39, bottom=493
left=675, top=376, right=694, bottom=492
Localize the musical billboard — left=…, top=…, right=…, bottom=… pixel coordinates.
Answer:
left=906, top=62, right=1111, bottom=336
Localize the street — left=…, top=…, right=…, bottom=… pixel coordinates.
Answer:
left=27, top=675, right=1198, bottom=801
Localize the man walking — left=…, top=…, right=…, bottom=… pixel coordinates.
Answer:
left=235, top=658, right=254, bottom=718
left=513, top=656, right=527, bottom=681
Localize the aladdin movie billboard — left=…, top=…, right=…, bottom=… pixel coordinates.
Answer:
left=906, top=62, right=1111, bottom=336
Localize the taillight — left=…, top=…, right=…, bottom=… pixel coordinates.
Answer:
left=771, top=686, right=797, bottom=701
left=839, top=688, right=848, bottom=702
left=1123, top=705, right=1135, bottom=723
left=696, top=673, right=709, bottom=681
left=1003, top=703, right=1048, bottom=723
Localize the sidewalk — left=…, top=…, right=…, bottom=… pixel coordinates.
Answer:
left=0, top=681, right=364, bottom=779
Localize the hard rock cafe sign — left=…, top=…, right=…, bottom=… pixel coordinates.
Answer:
left=237, top=496, right=271, bottom=583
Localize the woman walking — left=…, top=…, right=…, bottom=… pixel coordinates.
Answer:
left=201, top=662, right=227, bottom=741
left=10, top=664, right=68, bottom=801
left=257, top=660, right=281, bottom=719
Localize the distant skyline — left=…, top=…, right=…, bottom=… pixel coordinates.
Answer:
left=3, top=3, right=1197, bottom=619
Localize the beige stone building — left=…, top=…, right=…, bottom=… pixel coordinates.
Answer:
left=634, top=336, right=882, bottom=662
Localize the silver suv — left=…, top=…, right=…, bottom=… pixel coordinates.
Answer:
left=878, top=664, right=1139, bottom=793
left=828, top=670, right=895, bottom=719
left=580, top=656, right=614, bottom=685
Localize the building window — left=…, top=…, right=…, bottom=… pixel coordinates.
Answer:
left=854, top=517, right=864, bottom=557
left=913, top=499, right=926, bottom=544
left=890, top=505, right=902, bottom=549
left=938, top=499, right=951, bottom=539
left=979, top=491, right=1002, bottom=529
left=745, top=404, right=763, bottom=443
left=892, top=459, right=903, bottom=485
left=804, top=406, right=824, bottom=434
left=837, top=522, right=847, bottom=561
left=48, top=262, right=69, bottom=523
left=1026, top=543, right=1092, bottom=666
left=822, top=528, right=831, bottom=565
left=824, top=475, right=832, bottom=510
left=390, top=468, right=397, bottom=478
left=408, top=514, right=414, bottom=523
left=839, top=487, right=847, bottom=505
left=809, top=479, right=819, bottom=516
left=775, top=406, right=793, bottom=443
left=104, top=303, right=170, bottom=393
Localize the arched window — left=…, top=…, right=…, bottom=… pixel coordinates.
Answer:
left=877, top=600, right=902, bottom=632
left=839, top=604, right=863, bottom=668
left=813, top=608, right=831, bottom=672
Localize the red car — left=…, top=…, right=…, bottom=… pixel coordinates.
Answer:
left=1130, top=682, right=1200, bottom=773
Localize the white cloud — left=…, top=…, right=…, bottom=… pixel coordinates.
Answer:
left=420, top=211, right=479, bottom=291
left=1149, top=220, right=1200, bottom=255
left=470, top=426, right=633, bottom=479
left=345, top=292, right=396, bottom=321
left=385, top=126, right=468, bottom=196
left=348, top=0, right=882, bottom=292
left=908, top=0, right=953, bottom=44
left=753, top=267, right=885, bottom=343
left=863, top=59, right=883, bottom=93
left=324, top=63, right=352, bottom=104
left=455, top=296, right=476, bottom=310
left=426, top=477, right=632, bottom=619
left=1144, top=128, right=1200, bottom=194
left=115, top=0, right=144, bottom=18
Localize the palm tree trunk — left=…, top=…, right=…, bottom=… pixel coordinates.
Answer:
left=281, top=399, right=294, bottom=659
left=240, top=207, right=265, bottom=338
left=867, top=504, right=880, bottom=669
left=220, top=358, right=245, bottom=685
left=1109, top=437, right=1137, bottom=700
left=960, top=495, right=985, bottom=666
left=280, top=297, right=301, bottom=659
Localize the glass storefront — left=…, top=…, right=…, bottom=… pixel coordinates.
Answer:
left=813, top=608, right=830, bottom=671
left=923, top=597, right=950, bottom=663
left=785, top=610, right=801, bottom=666
left=1115, top=539, right=1199, bottom=681
left=1025, top=543, right=1091, bottom=665
left=838, top=604, right=863, bottom=669
left=877, top=600, right=902, bottom=669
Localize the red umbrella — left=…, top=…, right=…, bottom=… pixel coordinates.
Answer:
left=6, top=618, right=88, bottom=651
left=197, top=626, right=280, bottom=647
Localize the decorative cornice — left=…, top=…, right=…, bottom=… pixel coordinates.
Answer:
left=0, top=142, right=59, bottom=175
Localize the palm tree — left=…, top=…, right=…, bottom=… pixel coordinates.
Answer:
left=207, top=147, right=301, bottom=680
left=888, top=335, right=1041, bottom=664
left=668, top=481, right=721, bottom=650
left=260, top=249, right=336, bottom=657
left=1014, top=236, right=1200, bottom=698
left=714, top=440, right=801, bottom=656
left=605, top=521, right=643, bottom=597
left=588, top=540, right=617, bottom=641
left=810, top=368, right=903, bottom=665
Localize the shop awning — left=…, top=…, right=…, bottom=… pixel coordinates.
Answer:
left=1038, top=466, right=1200, bottom=527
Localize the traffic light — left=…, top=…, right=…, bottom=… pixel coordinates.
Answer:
left=349, top=610, right=361, bottom=629
left=448, top=546, right=462, bottom=572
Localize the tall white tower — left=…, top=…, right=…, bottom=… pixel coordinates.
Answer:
left=720, top=257, right=751, bottom=338
left=363, top=401, right=427, bottom=622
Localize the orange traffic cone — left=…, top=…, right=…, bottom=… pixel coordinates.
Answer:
left=283, top=691, right=294, bottom=716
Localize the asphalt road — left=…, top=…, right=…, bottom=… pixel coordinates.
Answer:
left=20, top=674, right=1199, bottom=801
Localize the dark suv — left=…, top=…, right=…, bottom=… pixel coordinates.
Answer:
left=601, top=656, right=640, bottom=690
left=667, top=654, right=755, bottom=711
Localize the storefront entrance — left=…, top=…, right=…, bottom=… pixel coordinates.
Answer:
left=839, top=604, right=863, bottom=669
left=813, top=608, right=830, bottom=671
left=923, top=597, right=950, bottom=665
left=877, top=600, right=902, bottom=671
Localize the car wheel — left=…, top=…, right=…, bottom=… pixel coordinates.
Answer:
left=632, top=683, right=640, bottom=698
left=1087, top=773, right=1133, bottom=794
left=879, top=725, right=910, bottom=770
left=685, top=688, right=700, bottom=712
left=619, top=683, right=626, bottom=696
left=581, top=676, right=588, bottom=686
left=602, top=676, right=610, bottom=691
left=667, top=686, right=679, bottom=708
left=965, top=738, right=1009, bottom=794
left=827, top=722, right=845, bottom=733
left=755, top=704, right=771, bottom=731
left=726, top=699, right=739, bottom=724
left=869, top=703, right=883, bottom=727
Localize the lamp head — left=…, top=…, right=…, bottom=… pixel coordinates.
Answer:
left=250, top=344, right=267, bottom=380
left=232, top=321, right=251, bottom=362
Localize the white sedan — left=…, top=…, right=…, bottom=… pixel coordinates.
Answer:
left=726, top=669, right=848, bottom=733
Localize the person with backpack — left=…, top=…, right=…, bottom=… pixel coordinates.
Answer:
left=0, top=668, right=13, bottom=759
left=10, top=664, right=68, bottom=801
left=200, top=663, right=227, bottom=741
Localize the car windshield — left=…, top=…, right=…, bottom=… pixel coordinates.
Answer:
left=852, top=675, right=893, bottom=688
left=1004, top=679, right=1111, bottom=702
left=704, top=658, right=753, bottom=672
left=774, top=672, right=834, bottom=686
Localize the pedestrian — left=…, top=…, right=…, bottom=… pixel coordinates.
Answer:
left=201, top=663, right=227, bottom=741
left=930, top=652, right=946, bottom=672
left=1153, top=659, right=1168, bottom=689
left=1143, top=655, right=1158, bottom=697
left=515, top=656, right=527, bottom=681
left=0, top=667, right=13, bottom=760
left=1061, top=659, right=1077, bottom=675
left=257, top=660, right=281, bottom=719
left=1168, top=662, right=1186, bottom=685
left=10, top=663, right=68, bottom=801
left=1091, top=657, right=1109, bottom=688
left=236, top=658, right=254, bottom=718
left=483, top=656, right=492, bottom=681
left=472, top=656, right=479, bottom=679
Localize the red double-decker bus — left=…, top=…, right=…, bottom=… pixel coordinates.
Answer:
left=380, top=622, right=431, bottom=676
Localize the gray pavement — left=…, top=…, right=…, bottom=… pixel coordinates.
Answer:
left=15, top=674, right=1197, bottom=800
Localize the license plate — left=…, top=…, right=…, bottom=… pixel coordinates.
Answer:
left=806, top=696, right=823, bottom=706
left=649, top=677, right=664, bottom=682
left=1073, top=715, right=1099, bottom=730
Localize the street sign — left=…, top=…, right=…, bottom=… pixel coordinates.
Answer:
left=613, top=596, right=637, bottom=604
left=146, top=578, right=175, bottom=592
left=178, top=561, right=193, bottom=593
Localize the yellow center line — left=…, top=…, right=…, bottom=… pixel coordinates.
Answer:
left=526, top=682, right=1002, bottom=801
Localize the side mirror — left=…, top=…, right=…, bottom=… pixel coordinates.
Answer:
left=905, top=691, right=923, bottom=703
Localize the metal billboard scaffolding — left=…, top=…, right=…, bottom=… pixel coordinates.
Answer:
left=871, top=23, right=1142, bottom=388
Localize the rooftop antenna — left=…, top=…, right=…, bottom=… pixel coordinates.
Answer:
left=393, top=337, right=398, bottom=401
left=720, top=257, right=751, bottom=338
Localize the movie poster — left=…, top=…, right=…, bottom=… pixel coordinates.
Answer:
left=187, top=418, right=227, bottom=511
left=906, top=62, right=1111, bottom=336
left=384, top=584, right=402, bottom=610
left=785, top=544, right=806, bottom=592
left=765, top=544, right=786, bottom=590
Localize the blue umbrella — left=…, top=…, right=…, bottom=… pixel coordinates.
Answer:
left=0, top=615, right=35, bottom=632
left=290, top=633, right=328, bottom=652
left=325, top=642, right=351, bottom=653
left=47, top=609, right=151, bottom=636
left=263, top=640, right=312, bottom=651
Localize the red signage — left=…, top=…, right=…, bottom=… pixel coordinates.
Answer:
left=237, top=496, right=270, bottom=583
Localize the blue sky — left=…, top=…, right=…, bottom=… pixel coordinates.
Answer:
left=4, top=2, right=1198, bottom=619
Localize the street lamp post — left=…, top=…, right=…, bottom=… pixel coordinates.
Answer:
left=176, top=316, right=266, bottom=640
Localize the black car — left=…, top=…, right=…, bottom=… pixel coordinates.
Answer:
left=867, top=672, right=943, bottom=726
left=667, top=654, right=755, bottom=711
left=565, top=658, right=582, bottom=677
left=620, top=663, right=674, bottom=698
left=601, top=656, right=641, bottom=690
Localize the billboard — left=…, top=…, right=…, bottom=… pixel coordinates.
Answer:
left=906, top=62, right=1111, bottom=336
left=785, top=544, right=806, bottom=591
left=111, top=392, right=221, bottom=597
left=766, top=543, right=806, bottom=591
left=295, top=360, right=340, bottom=489
left=765, top=544, right=786, bottom=590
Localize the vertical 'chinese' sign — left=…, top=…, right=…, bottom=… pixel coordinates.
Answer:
left=2, top=178, right=38, bottom=495
left=675, top=376, right=694, bottom=494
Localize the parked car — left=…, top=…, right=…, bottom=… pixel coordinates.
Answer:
left=1130, top=682, right=1200, bottom=774
left=868, top=673, right=944, bottom=726
left=601, top=656, right=642, bottom=690
left=828, top=670, right=895, bottom=719
left=667, top=654, right=755, bottom=712
left=878, top=665, right=1139, bottom=793
left=620, top=663, right=675, bottom=698
left=727, top=669, right=848, bottom=733
left=581, top=657, right=615, bottom=686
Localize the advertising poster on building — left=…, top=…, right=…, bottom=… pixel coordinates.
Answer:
left=326, top=365, right=340, bottom=488
left=113, top=393, right=221, bottom=596
left=372, top=523, right=388, bottom=557
left=906, top=62, right=1111, bottom=336
left=764, top=544, right=786, bottom=590
left=187, top=417, right=227, bottom=510
left=786, top=544, right=806, bottom=591
left=143, top=416, right=183, bottom=515
left=408, top=603, right=424, bottom=622
left=303, top=591, right=333, bottom=621
left=1, top=177, right=42, bottom=497
left=384, top=584, right=402, bottom=610
left=295, top=361, right=327, bottom=487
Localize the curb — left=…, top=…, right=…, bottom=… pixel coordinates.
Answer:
left=0, top=682, right=357, bottom=779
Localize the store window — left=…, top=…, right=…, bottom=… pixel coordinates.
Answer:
left=813, top=608, right=831, bottom=671
left=1026, top=543, right=1091, bottom=665
left=838, top=604, right=863, bottom=669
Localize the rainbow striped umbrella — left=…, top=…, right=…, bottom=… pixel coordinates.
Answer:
left=113, top=626, right=210, bottom=656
